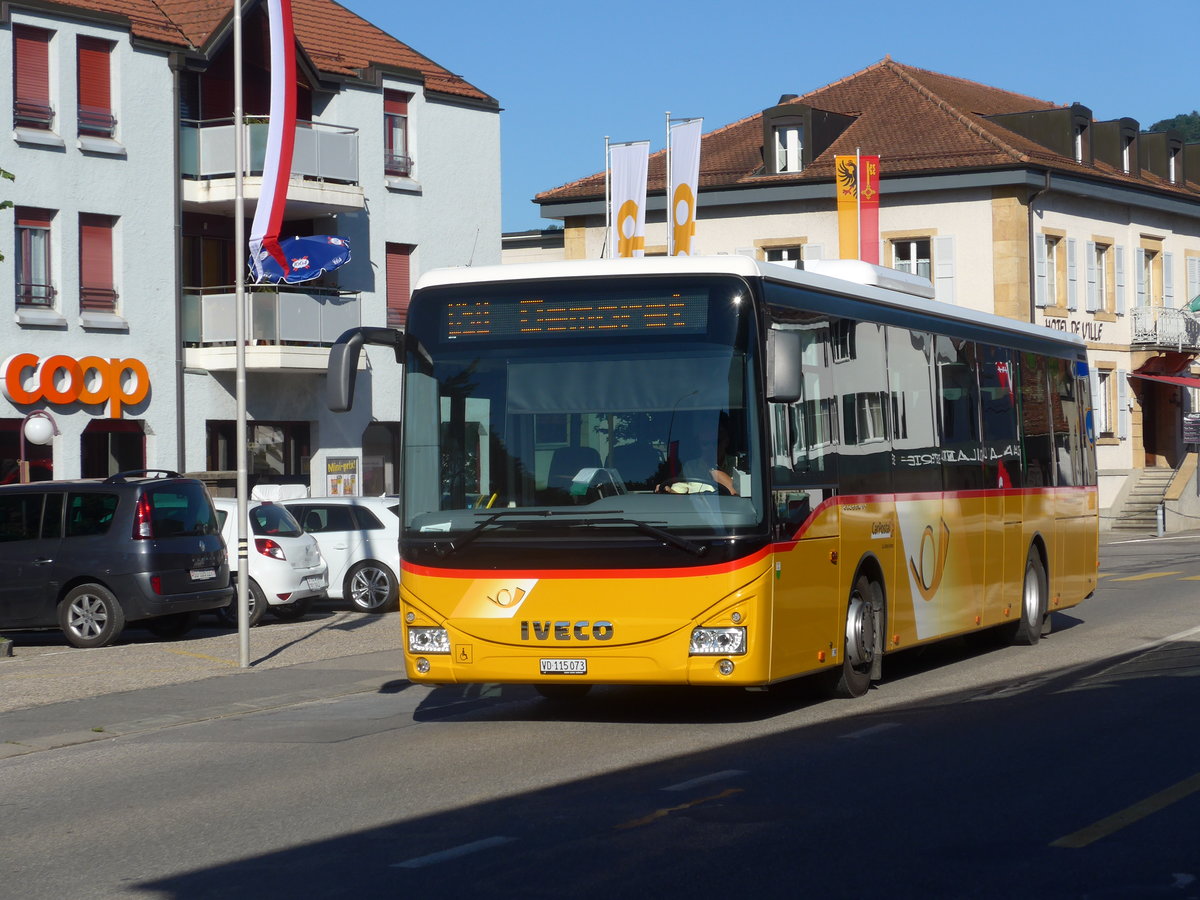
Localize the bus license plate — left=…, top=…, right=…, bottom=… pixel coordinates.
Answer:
left=540, top=659, right=586, bottom=675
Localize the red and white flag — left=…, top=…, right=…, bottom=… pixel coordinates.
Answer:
left=248, top=0, right=297, bottom=283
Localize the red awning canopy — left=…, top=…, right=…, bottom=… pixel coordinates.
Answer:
left=1130, top=372, right=1200, bottom=389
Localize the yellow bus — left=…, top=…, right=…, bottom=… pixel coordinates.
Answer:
left=328, top=256, right=1097, bottom=699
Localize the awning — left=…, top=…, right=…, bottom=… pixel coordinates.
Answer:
left=1129, top=372, right=1200, bottom=389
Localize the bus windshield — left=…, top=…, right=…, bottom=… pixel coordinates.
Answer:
left=400, top=275, right=765, bottom=552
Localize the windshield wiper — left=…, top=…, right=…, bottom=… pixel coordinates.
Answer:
left=431, top=510, right=706, bottom=558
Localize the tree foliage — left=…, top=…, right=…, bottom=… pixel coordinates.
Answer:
left=1148, top=111, right=1200, bottom=141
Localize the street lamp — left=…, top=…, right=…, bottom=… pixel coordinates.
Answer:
left=19, top=409, right=58, bottom=483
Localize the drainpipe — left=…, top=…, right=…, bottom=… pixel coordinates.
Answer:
left=1027, top=170, right=1052, bottom=323
left=171, top=59, right=187, bottom=473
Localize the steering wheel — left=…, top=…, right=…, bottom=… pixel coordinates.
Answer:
left=660, top=476, right=732, bottom=496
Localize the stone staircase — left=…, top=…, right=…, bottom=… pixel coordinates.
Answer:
left=1110, top=468, right=1176, bottom=532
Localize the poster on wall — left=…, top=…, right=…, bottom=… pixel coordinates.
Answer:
left=326, top=457, right=359, bottom=496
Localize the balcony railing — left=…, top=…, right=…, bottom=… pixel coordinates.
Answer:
left=1131, top=306, right=1200, bottom=351
left=16, top=282, right=56, bottom=307
left=14, top=98, right=54, bottom=130
left=180, top=118, right=359, bottom=185
left=183, top=285, right=360, bottom=346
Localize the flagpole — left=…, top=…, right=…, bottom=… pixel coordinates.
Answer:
left=233, top=0, right=250, bottom=668
left=603, top=135, right=610, bottom=259
left=665, top=111, right=672, bottom=256
left=855, top=147, right=862, bottom=262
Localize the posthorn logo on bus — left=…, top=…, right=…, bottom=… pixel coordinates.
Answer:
left=520, top=620, right=614, bottom=641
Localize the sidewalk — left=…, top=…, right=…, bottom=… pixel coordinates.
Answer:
left=0, top=605, right=406, bottom=759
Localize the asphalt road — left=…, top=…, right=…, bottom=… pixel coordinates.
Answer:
left=1, top=530, right=1199, bottom=899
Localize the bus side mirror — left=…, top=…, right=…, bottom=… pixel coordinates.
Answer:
left=767, top=329, right=801, bottom=403
left=326, top=327, right=405, bottom=412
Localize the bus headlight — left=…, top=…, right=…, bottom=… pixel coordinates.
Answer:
left=408, top=627, right=450, bottom=654
left=689, top=627, right=746, bottom=656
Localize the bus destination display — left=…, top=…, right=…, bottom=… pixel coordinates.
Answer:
left=444, top=293, right=709, bottom=341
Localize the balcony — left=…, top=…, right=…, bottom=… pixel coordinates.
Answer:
left=183, top=285, right=360, bottom=372
left=1131, top=306, right=1200, bottom=351
left=179, top=118, right=364, bottom=215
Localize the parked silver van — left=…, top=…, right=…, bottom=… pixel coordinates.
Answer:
left=0, top=471, right=232, bottom=647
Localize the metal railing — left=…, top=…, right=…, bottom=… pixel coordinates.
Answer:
left=182, top=284, right=360, bottom=347
left=180, top=117, right=359, bottom=185
left=1131, top=306, right=1200, bottom=351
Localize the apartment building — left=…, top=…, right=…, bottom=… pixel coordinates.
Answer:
left=528, top=59, right=1200, bottom=529
left=3, top=0, right=499, bottom=495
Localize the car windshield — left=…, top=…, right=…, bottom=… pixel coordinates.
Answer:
left=146, top=484, right=220, bottom=537
left=401, top=275, right=765, bottom=549
left=248, top=503, right=302, bottom=537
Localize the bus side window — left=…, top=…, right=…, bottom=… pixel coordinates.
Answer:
left=1019, top=354, right=1054, bottom=487
left=977, top=345, right=1020, bottom=488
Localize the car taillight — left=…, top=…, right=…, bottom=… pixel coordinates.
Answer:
left=133, top=493, right=153, bottom=539
left=150, top=575, right=163, bottom=595
left=255, top=538, right=286, bottom=560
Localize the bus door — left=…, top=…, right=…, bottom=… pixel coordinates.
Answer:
left=978, top=345, right=1023, bottom=626
left=767, top=316, right=841, bottom=681
left=934, top=337, right=987, bottom=633
left=887, top=326, right=945, bottom=644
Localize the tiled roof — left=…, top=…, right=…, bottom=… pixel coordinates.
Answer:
left=19, top=0, right=494, bottom=104
left=536, top=58, right=1195, bottom=204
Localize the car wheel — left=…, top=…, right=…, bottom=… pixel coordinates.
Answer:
left=144, top=611, right=200, bottom=640
left=345, top=561, right=397, bottom=613
left=215, top=579, right=268, bottom=628
left=271, top=594, right=313, bottom=621
left=58, top=583, right=126, bottom=649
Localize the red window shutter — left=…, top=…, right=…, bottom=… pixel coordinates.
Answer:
left=14, top=25, right=51, bottom=104
left=384, top=91, right=409, bottom=115
left=80, top=214, right=116, bottom=310
left=77, top=37, right=112, bottom=113
left=386, top=243, right=413, bottom=329
left=17, top=207, right=54, bottom=229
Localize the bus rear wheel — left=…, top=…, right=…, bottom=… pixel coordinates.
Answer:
left=1010, top=549, right=1047, bottom=646
left=832, top=575, right=881, bottom=699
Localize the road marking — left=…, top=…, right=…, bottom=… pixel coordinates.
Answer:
left=1108, top=571, right=1182, bottom=582
left=1051, top=772, right=1200, bottom=848
left=841, top=722, right=901, bottom=739
left=392, top=836, right=516, bottom=868
left=1180, top=576, right=1200, bottom=581
left=1107, top=534, right=1200, bottom=545
left=662, top=770, right=745, bottom=792
left=615, top=788, right=742, bottom=830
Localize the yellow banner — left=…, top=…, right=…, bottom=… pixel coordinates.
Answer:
left=836, top=155, right=859, bottom=260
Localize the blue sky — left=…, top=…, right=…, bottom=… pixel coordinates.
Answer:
left=342, top=0, right=1199, bottom=234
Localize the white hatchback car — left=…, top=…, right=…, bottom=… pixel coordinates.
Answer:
left=212, top=498, right=328, bottom=626
left=281, top=496, right=400, bottom=613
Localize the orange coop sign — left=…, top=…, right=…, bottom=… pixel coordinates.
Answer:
left=2, top=353, right=150, bottom=418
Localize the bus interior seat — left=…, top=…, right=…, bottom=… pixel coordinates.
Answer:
left=611, top=442, right=663, bottom=490
left=547, top=446, right=602, bottom=491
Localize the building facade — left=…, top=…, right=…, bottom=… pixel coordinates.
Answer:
left=3, top=0, right=500, bottom=495
left=528, top=59, right=1200, bottom=530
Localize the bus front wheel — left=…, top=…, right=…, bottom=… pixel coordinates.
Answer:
left=833, top=575, right=882, bottom=699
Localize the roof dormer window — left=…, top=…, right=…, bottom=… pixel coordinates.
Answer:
left=774, top=124, right=803, bottom=173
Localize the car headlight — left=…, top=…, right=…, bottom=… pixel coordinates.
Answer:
left=408, top=626, right=450, bottom=654
left=689, top=626, right=746, bottom=656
